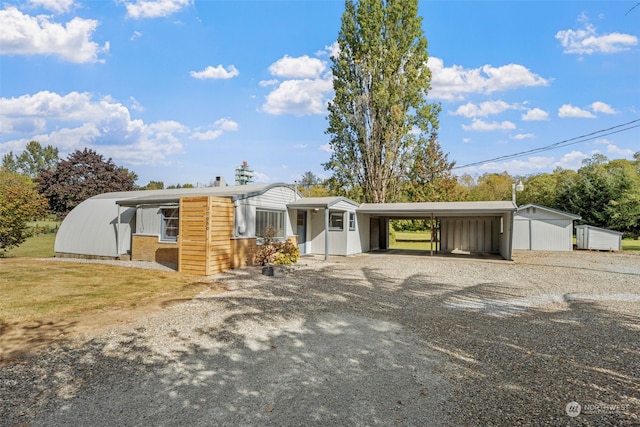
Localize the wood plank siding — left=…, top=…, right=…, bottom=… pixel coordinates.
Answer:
left=178, top=196, right=234, bottom=275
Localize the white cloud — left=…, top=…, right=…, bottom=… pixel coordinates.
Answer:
left=319, top=143, right=333, bottom=153
left=268, top=55, right=326, bottom=79
left=0, top=6, right=109, bottom=63
left=28, top=0, right=75, bottom=14
left=554, top=150, right=589, bottom=169
left=556, top=15, right=638, bottom=55
left=293, top=143, right=307, bottom=149
left=130, top=31, right=142, bottom=41
left=213, top=117, right=238, bottom=131
left=319, top=41, right=340, bottom=59
left=512, top=133, right=535, bottom=140
left=259, top=79, right=279, bottom=87
left=129, top=96, right=144, bottom=112
left=478, top=156, right=555, bottom=174
left=190, top=130, right=223, bottom=141
left=190, top=117, right=238, bottom=140
left=190, top=65, right=239, bottom=79
left=428, top=57, right=549, bottom=101
left=462, top=119, right=516, bottom=131
left=590, top=101, right=616, bottom=114
left=253, top=171, right=270, bottom=183
left=124, top=0, right=192, bottom=19
left=262, top=78, right=333, bottom=116
left=606, top=144, right=634, bottom=156
left=0, top=90, right=187, bottom=166
left=558, top=104, right=596, bottom=118
left=521, top=108, right=549, bottom=121
left=451, top=100, right=515, bottom=118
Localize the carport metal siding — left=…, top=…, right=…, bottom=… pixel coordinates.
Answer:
left=440, top=217, right=500, bottom=253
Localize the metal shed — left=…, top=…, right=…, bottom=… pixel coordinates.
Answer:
left=575, top=225, right=622, bottom=251
left=513, top=204, right=581, bottom=251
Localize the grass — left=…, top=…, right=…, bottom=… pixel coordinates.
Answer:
left=390, top=231, right=434, bottom=251
left=6, top=233, right=56, bottom=257
left=0, top=258, right=212, bottom=325
left=1, top=233, right=212, bottom=326
left=622, top=238, right=640, bottom=252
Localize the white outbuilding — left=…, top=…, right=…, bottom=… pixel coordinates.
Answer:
left=513, top=204, right=581, bottom=251
left=575, top=225, right=623, bottom=251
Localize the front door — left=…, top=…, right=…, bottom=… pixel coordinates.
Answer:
left=296, top=211, right=307, bottom=254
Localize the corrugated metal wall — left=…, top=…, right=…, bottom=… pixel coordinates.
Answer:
left=440, top=217, right=500, bottom=254
left=513, top=207, right=575, bottom=251
left=178, top=196, right=233, bottom=275
left=576, top=226, right=622, bottom=251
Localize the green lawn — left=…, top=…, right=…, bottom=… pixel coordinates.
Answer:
left=390, top=231, right=433, bottom=250
left=622, top=238, right=640, bottom=252
left=6, top=233, right=56, bottom=258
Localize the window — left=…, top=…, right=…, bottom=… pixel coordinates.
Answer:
left=161, top=208, right=179, bottom=242
left=330, top=212, right=344, bottom=231
left=256, top=209, right=285, bottom=239
left=349, top=212, right=356, bottom=230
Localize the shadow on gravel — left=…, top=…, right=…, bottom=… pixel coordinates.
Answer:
left=1, top=258, right=638, bottom=426
left=0, top=319, right=79, bottom=363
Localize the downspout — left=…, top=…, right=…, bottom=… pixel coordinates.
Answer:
left=324, top=207, right=329, bottom=261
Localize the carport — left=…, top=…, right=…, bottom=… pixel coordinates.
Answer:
left=357, top=201, right=517, bottom=260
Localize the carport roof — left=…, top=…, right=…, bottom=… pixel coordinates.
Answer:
left=358, top=201, right=516, bottom=217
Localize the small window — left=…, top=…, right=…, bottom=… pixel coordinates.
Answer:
left=349, top=212, right=356, bottom=230
left=256, top=209, right=285, bottom=239
left=161, top=208, right=179, bottom=242
left=330, top=212, right=344, bottom=231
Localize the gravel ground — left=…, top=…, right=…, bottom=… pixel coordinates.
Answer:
left=1, top=250, right=639, bottom=426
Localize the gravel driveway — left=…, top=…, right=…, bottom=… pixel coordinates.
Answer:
left=1, top=250, right=639, bottom=426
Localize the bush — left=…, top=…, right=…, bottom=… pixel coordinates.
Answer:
left=252, top=226, right=300, bottom=266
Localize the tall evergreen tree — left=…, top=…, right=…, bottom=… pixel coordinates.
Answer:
left=325, top=0, right=440, bottom=203
left=403, top=132, right=461, bottom=201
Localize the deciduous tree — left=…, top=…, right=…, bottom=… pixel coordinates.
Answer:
left=325, top=0, right=440, bottom=203
left=36, top=148, right=136, bottom=218
left=1, top=141, right=59, bottom=178
left=0, top=169, right=48, bottom=256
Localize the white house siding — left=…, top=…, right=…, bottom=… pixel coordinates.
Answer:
left=513, top=205, right=578, bottom=251
left=576, top=225, right=622, bottom=251
left=234, top=186, right=298, bottom=239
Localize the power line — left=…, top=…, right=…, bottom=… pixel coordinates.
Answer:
left=453, top=118, right=640, bottom=170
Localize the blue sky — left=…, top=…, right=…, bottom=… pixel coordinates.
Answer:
left=1, top=0, right=638, bottom=187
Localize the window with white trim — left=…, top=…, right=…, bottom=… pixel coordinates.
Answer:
left=161, top=208, right=179, bottom=242
left=256, top=209, right=285, bottom=239
left=349, top=212, right=356, bottom=230
left=329, top=212, right=344, bottom=231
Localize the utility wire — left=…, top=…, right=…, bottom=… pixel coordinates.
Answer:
left=453, top=118, right=640, bottom=170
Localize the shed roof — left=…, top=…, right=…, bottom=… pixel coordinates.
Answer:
left=287, top=196, right=359, bottom=210
left=115, top=183, right=299, bottom=207
left=516, top=204, right=581, bottom=220
left=575, top=224, right=623, bottom=236
left=357, top=201, right=516, bottom=217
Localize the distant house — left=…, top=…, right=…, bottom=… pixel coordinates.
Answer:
left=513, top=204, right=581, bottom=251
left=575, top=225, right=622, bottom=251
left=56, top=184, right=519, bottom=275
